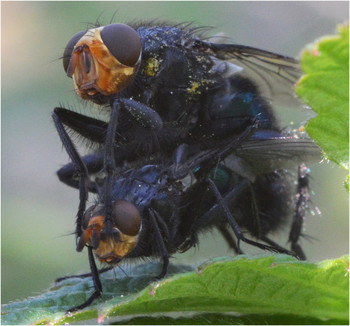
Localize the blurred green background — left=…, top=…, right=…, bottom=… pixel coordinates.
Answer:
left=2, top=1, right=349, bottom=305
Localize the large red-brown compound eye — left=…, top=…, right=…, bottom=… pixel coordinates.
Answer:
left=63, top=30, right=86, bottom=73
left=112, top=200, right=141, bottom=236
left=100, top=23, right=141, bottom=67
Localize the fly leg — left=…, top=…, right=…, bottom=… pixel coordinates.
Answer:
left=169, top=117, right=256, bottom=180
left=103, top=99, right=164, bottom=236
left=148, top=208, right=170, bottom=280
left=288, top=163, right=310, bottom=260
left=259, top=236, right=293, bottom=253
left=216, top=224, right=243, bottom=254
left=55, top=267, right=113, bottom=283
left=53, top=111, right=105, bottom=312
left=52, top=110, right=89, bottom=241
left=115, top=98, right=163, bottom=131
left=215, top=178, right=292, bottom=255
left=53, top=107, right=108, bottom=144
left=101, top=101, right=120, bottom=237
left=57, top=152, right=104, bottom=192
left=66, top=247, right=103, bottom=313
left=206, top=178, right=295, bottom=256
left=169, top=117, right=260, bottom=180
left=54, top=102, right=163, bottom=193
left=54, top=102, right=163, bottom=143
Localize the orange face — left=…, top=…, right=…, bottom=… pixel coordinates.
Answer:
left=65, top=25, right=141, bottom=100
left=78, top=201, right=142, bottom=264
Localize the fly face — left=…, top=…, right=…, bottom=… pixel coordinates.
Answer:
left=63, top=23, right=142, bottom=102
left=78, top=200, right=142, bottom=264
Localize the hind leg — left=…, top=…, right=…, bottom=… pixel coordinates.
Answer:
left=288, top=164, right=310, bottom=260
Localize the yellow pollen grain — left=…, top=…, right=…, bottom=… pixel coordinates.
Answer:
left=144, top=57, right=160, bottom=77
left=187, top=81, right=201, bottom=95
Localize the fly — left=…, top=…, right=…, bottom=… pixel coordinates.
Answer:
left=53, top=116, right=308, bottom=312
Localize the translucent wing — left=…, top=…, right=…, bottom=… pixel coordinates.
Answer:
left=205, top=42, right=300, bottom=99
left=231, top=137, right=322, bottom=179
left=201, top=42, right=315, bottom=125
left=169, top=133, right=321, bottom=181
left=238, top=137, right=321, bottom=161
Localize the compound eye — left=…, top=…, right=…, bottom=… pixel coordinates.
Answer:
left=63, top=30, right=86, bottom=73
left=100, top=23, right=141, bottom=67
left=113, top=200, right=141, bottom=236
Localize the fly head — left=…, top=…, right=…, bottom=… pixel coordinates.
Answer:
left=77, top=199, right=142, bottom=264
left=63, top=23, right=142, bottom=103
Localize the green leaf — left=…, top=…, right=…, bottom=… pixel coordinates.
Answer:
left=2, top=255, right=348, bottom=325
left=296, top=23, right=349, bottom=175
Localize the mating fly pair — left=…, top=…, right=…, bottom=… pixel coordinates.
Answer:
left=53, top=21, right=320, bottom=311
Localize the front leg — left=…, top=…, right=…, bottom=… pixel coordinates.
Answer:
left=53, top=107, right=108, bottom=144
left=66, top=247, right=103, bottom=313
left=102, top=101, right=120, bottom=236
left=52, top=110, right=89, bottom=240
left=148, top=208, right=170, bottom=280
